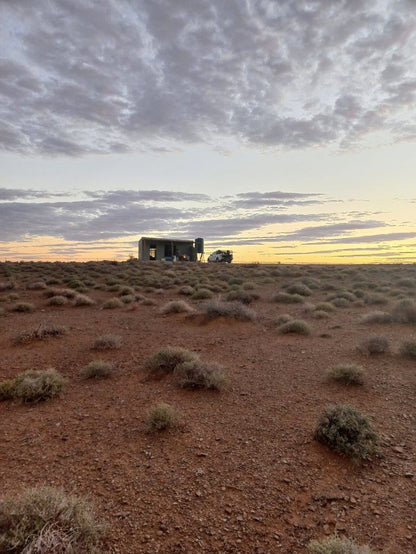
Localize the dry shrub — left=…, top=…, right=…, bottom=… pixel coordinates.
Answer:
left=102, top=297, right=124, bottom=309
left=73, top=294, right=95, bottom=307
left=203, top=300, right=256, bottom=321
left=308, top=534, right=378, bottom=553
left=226, top=290, right=257, bottom=304
left=363, top=293, right=388, bottom=306
left=357, top=335, right=389, bottom=355
left=13, top=369, right=66, bottom=402
left=92, top=335, right=121, bottom=350
left=80, top=360, right=113, bottom=379
left=160, top=300, right=194, bottom=314
left=44, top=287, right=76, bottom=299
left=327, top=364, right=365, bottom=385
left=286, top=283, right=312, bottom=296
left=0, top=379, right=16, bottom=401
left=26, top=281, right=47, bottom=290
left=145, top=346, right=197, bottom=373
left=0, top=281, right=15, bottom=291
left=392, top=299, right=416, bottom=324
left=0, top=486, right=103, bottom=553
left=399, top=339, right=416, bottom=359
left=47, top=295, right=68, bottom=306
left=315, top=302, right=335, bottom=313
left=275, top=314, right=292, bottom=325
left=192, top=288, right=213, bottom=300
left=272, top=292, right=304, bottom=304
left=174, top=359, right=227, bottom=390
left=277, top=319, right=311, bottom=335
left=360, top=311, right=392, bottom=324
left=14, top=323, right=66, bottom=345
left=12, top=302, right=35, bottom=313
left=178, top=285, right=194, bottom=296
left=146, top=402, right=178, bottom=431
left=314, top=405, right=379, bottom=460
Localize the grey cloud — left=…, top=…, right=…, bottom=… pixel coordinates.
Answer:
left=0, top=188, right=67, bottom=201
left=85, top=189, right=210, bottom=203
left=1, top=0, right=415, bottom=155
left=308, top=232, right=416, bottom=245
left=273, top=220, right=385, bottom=242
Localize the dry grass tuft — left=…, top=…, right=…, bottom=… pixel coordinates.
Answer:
left=0, top=486, right=103, bottom=553
left=13, top=369, right=66, bottom=402
left=14, top=323, right=66, bottom=345
left=80, top=360, right=114, bottom=379
left=392, top=298, right=416, bottom=324
left=102, top=297, right=124, bottom=309
left=11, top=302, right=35, bottom=313
left=160, top=300, right=194, bottom=314
left=203, top=300, right=256, bottom=321
left=357, top=334, right=390, bottom=355
left=145, top=347, right=198, bottom=373
left=174, top=359, right=227, bottom=390
left=272, top=292, right=304, bottom=304
left=308, top=534, right=379, bottom=553
left=360, top=311, right=392, bottom=324
left=146, top=402, right=178, bottom=431
left=327, top=364, right=365, bottom=385
left=277, top=319, right=311, bottom=335
left=92, top=335, right=121, bottom=350
left=47, top=295, right=68, bottom=306
left=399, top=339, right=416, bottom=359
left=73, top=294, right=95, bottom=307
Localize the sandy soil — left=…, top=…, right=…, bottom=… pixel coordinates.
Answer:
left=0, top=261, right=415, bottom=553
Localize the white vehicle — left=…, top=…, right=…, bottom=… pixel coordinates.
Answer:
left=207, top=249, right=233, bottom=263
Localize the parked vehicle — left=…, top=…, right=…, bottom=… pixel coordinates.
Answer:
left=207, top=250, right=233, bottom=263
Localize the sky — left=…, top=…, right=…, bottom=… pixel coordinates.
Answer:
left=0, top=0, right=415, bottom=264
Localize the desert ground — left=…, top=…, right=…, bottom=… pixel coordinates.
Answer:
left=0, top=260, right=415, bottom=553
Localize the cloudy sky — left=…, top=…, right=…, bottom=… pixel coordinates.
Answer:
left=0, top=0, right=415, bottom=263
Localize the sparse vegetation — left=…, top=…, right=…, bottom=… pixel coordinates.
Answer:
left=11, top=302, right=35, bottom=313
left=192, top=288, right=214, bottom=300
left=399, top=339, right=416, bottom=359
left=92, top=334, right=121, bottom=350
left=12, top=369, right=66, bottom=402
left=103, top=297, right=124, bottom=309
left=272, top=292, right=304, bottom=303
left=314, top=404, right=379, bottom=459
left=203, top=300, right=256, bottom=321
left=308, top=534, right=378, bottom=553
left=80, top=360, right=114, bottom=379
left=357, top=334, right=390, bottom=355
left=277, top=319, right=311, bottom=335
left=360, top=311, right=392, bottom=324
left=160, top=300, right=194, bottom=314
left=0, top=486, right=103, bottom=553
left=145, top=346, right=198, bottom=373
left=327, top=364, right=365, bottom=385
left=146, top=402, right=178, bottom=431
left=392, top=298, right=416, bottom=324
left=14, top=323, right=66, bottom=344
left=174, top=359, right=227, bottom=390
left=286, top=283, right=312, bottom=296
left=73, top=294, right=95, bottom=306
left=47, top=294, right=68, bottom=306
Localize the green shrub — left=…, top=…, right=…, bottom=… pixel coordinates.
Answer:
left=80, top=360, right=113, bottom=379
left=174, top=359, right=227, bottom=390
left=92, top=335, right=121, bottom=350
left=308, top=534, right=378, bottom=553
left=146, top=402, right=178, bottom=431
left=145, top=347, right=198, bottom=373
left=13, top=369, right=66, bottom=402
left=103, top=297, right=124, bottom=309
left=160, top=300, right=194, bottom=314
left=327, top=364, right=365, bottom=385
left=357, top=335, right=390, bottom=355
left=399, top=339, right=416, bottom=359
left=0, top=486, right=103, bottom=553
left=272, top=292, right=304, bottom=303
left=314, top=405, right=379, bottom=460
left=47, top=295, right=68, bottom=306
left=277, top=319, right=311, bottom=335
left=11, top=302, right=35, bottom=313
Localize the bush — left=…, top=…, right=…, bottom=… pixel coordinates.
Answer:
left=174, top=359, right=227, bottom=390
left=363, top=293, right=388, bottom=306
left=360, top=311, right=392, bottom=324
left=145, top=347, right=198, bottom=373
left=315, top=302, right=335, bottom=313
left=272, top=292, right=304, bottom=304
left=14, top=324, right=66, bottom=345
left=357, top=335, right=390, bottom=355
left=226, top=290, right=256, bottom=304
left=203, top=300, right=256, bottom=321
left=392, top=299, right=416, bottom=324
left=80, top=360, right=113, bottom=379
left=0, top=379, right=16, bottom=401
left=286, top=283, right=312, bottom=296
left=327, top=364, right=365, bottom=385
left=120, top=294, right=135, bottom=304
left=312, top=310, right=330, bottom=320
left=314, top=405, right=379, bottom=460
left=192, top=288, right=213, bottom=300
left=92, top=335, right=121, bottom=350
left=11, top=302, right=35, bottom=313
left=0, top=486, right=103, bottom=553
left=13, top=369, right=66, bottom=402
left=160, top=300, right=194, bottom=314
left=73, top=294, right=95, bottom=306
left=47, top=295, right=68, bottom=306
left=277, top=319, right=311, bottom=335
left=146, top=402, right=178, bottom=431
left=399, top=339, right=416, bottom=359
left=308, top=534, right=378, bottom=553
left=103, top=297, right=124, bottom=309
left=275, top=314, right=292, bottom=325
left=178, top=285, right=194, bottom=296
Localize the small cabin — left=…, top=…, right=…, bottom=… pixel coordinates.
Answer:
left=138, top=237, right=204, bottom=262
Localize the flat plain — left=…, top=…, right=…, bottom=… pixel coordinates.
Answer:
left=0, top=260, right=415, bottom=553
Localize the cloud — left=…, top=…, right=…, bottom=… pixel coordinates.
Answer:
left=270, top=220, right=385, bottom=242
left=0, top=188, right=68, bottom=201
left=308, top=232, right=416, bottom=245
left=1, top=0, right=415, bottom=155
